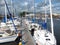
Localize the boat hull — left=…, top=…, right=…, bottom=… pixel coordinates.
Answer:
left=34, top=30, right=56, bottom=45
left=0, top=35, right=17, bottom=43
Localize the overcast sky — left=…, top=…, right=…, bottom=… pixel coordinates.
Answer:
left=0, top=0, right=60, bottom=15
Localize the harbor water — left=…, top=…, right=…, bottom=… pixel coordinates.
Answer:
left=48, top=18, right=60, bottom=45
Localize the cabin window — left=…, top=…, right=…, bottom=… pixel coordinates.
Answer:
left=46, top=39, right=50, bottom=40
left=34, top=25, right=37, bottom=28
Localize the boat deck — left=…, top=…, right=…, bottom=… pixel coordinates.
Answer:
left=22, top=30, right=35, bottom=45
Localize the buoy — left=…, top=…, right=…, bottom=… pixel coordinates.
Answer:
left=19, top=42, right=22, bottom=45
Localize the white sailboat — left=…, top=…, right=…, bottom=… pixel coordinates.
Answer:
left=26, top=21, right=56, bottom=45
left=33, top=0, right=56, bottom=45
left=0, top=0, right=18, bottom=43
left=24, top=0, right=57, bottom=45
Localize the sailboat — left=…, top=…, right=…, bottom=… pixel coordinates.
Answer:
left=24, top=0, right=57, bottom=45
left=0, top=0, right=18, bottom=43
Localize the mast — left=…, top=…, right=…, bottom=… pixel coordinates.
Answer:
left=11, top=0, right=14, bottom=17
left=45, top=0, right=47, bottom=23
left=11, top=0, right=12, bottom=15
left=49, top=0, right=54, bottom=35
left=5, top=0, right=7, bottom=23
left=32, top=0, right=35, bottom=23
left=43, top=0, right=47, bottom=29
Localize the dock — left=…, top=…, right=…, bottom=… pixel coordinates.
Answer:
left=22, top=30, right=36, bottom=45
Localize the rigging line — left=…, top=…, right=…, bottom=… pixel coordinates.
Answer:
left=4, top=0, right=18, bottom=33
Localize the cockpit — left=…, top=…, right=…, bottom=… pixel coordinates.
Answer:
left=29, top=23, right=41, bottom=30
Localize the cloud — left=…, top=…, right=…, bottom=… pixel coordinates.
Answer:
left=0, top=0, right=60, bottom=14
left=21, top=2, right=28, bottom=6
left=0, top=0, right=5, bottom=5
left=39, top=3, right=60, bottom=14
left=24, top=2, right=28, bottom=6
left=35, top=3, right=38, bottom=7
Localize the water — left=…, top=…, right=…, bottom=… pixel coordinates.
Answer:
left=45, top=18, right=60, bottom=45
left=52, top=19, right=60, bottom=45
left=0, top=18, right=60, bottom=45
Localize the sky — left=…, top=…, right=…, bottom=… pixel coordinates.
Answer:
left=0, top=0, right=60, bottom=15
